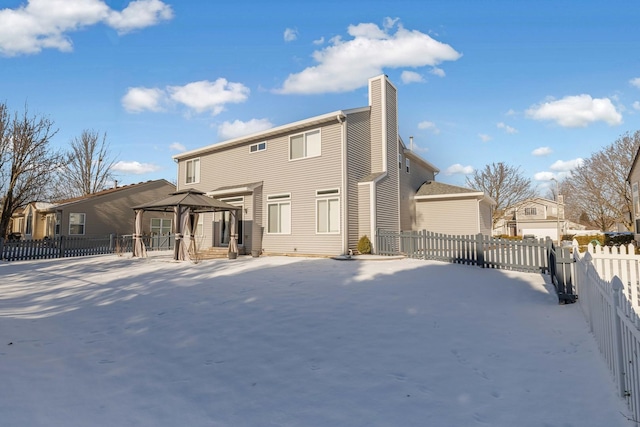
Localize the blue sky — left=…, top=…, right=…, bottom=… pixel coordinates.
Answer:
left=1, top=0, right=639, bottom=192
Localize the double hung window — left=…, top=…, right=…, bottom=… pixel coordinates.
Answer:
left=290, top=129, right=321, bottom=160
left=186, top=158, right=200, bottom=184
left=316, top=189, right=340, bottom=234
left=69, top=213, right=86, bottom=235
left=267, top=194, right=291, bottom=234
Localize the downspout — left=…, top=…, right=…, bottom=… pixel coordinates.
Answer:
left=338, top=114, right=348, bottom=255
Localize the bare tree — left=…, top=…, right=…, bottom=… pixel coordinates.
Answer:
left=561, top=130, right=640, bottom=231
left=53, top=130, right=116, bottom=199
left=0, top=103, right=63, bottom=238
left=466, top=162, right=537, bottom=226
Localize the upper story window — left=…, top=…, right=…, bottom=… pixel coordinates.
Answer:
left=524, top=207, right=537, bottom=216
left=290, top=129, right=321, bottom=160
left=186, top=158, right=200, bottom=184
left=405, top=158, right=410, bottom=174
left=398, top=153, right=402, bottom=169
left=250, top=142, right=266, bottom=153
left=69, top=213, right=86, bottom=235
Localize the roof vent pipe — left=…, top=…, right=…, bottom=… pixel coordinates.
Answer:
left=410, top=136, right=414, bottom=151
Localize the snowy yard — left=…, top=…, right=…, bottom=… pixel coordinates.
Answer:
left=0, top=254, right=632, bottom=427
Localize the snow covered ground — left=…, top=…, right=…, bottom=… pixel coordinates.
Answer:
left=0, top=253, right=632, bottom=427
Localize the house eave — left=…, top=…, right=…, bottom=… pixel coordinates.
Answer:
left=415, top=192, right=486, bottom=201
left=173, top=110, right=347, bottom=160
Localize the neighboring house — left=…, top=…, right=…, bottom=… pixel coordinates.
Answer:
left=628, top=151, right=640, bottom=241
left=10, top=179, right=176, bottom=239
left=173, top=74, right=490, bottom=256
left=494, top=197, right=566, bottom=240
left=413, top=181, right=495, bottom=236
left=9, top=202, right=56, bottom=239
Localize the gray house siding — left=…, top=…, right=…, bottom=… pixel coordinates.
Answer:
left=55, top=180, right=175, bottom=237
left=399, top=152, right=437, bottom=231
left=357, top=183, right=372, bottom=242
left=345, top=109, right=371, bottom=250
left=415, top=198, right=479, bottom=235
left=369, top=78, right=383, bottom=173
left=374, top=78, right=400, bottom=234
left=177, top=120, right=344, bottom=255
left=479, top=201, right=493, bottom=235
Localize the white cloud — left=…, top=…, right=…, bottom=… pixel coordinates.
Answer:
left=633, top=101, right=640, bottom=110
left=121, top=87, right=165, bottom=113
left=430, top=67, right=445, bottom=77
left=550, top=158, right=584, bottom=172
left=532, top=147, right=552, bottom=156
left=313, top=37, right=325, bottom=45
left=106, top=0, right=173, bottom=34
left=401, top=70, right=424, bottom=84
left=169, top=142, right=186, bottom=152
left=284, top=28, right=298, bottom=42
left=417, top=120, right=439, bottom=134
left=276, top=18, right=461, bottom=94
left=505, top=109, right=517, bottom=116
left=0, top=0, right=173, bottom=56
left=217, top=118, right=274, bottom=140
left=496, top=122, right=517, bottom=134
left=168, top=79, right=250, bottom=115
left=478, top=134, right=492, bottom=142
left=525, top=95, right=623, bottom=127
left=122, top=78, right=250, bottom=115
left=533, top=171, right=556, bottom=181
left=113, top=160, right=161, bottom=174
left=444, top=164, right=474, bottom=175
left=630, top=77, right=640, bottom=89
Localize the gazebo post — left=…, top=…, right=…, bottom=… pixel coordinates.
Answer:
left=173, top=204, right=181, bottom=261
left=228, top=209, right=238, bottom=258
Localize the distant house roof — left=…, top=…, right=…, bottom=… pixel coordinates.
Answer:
left=46, top=179, right=174, bottom=210
left=415, top=181, right=496, bottom=205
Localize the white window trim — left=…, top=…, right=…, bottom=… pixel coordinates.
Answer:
left=316, top=196, right=340, bottom=234
left=289, top=129, right=321, bottom=161
left=69, top=212, right=86, bottom=236
left=315, top=188, right=340, bottom=196
left=398, top=153, right=402, bottom=169
left=405, top=158, right=410, bottom=174
left=266, top=193, right=291, bottom=235
left=250, top=142, right=267, bottom=153
left=185, top=158, right=200, bottom=185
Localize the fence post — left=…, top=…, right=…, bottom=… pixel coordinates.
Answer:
left=475, top=233, right=484, bottom=268
left=611, top=276, right=627, bottom=399
left=58, top=235, right=65, bottom=258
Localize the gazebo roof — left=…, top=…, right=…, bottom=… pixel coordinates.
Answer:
left=133, top=189, right=241, bottom=212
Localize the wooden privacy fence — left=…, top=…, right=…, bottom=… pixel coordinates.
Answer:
left=574, top=250, right=640, bottom=422
left=0, top=234, right=175, bottom=262
left=376, top=229, right=575, bottom=303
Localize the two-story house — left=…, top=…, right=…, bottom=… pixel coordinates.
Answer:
left=173, top=74, right=487, bottom=256
left=494, top=197, right=566, bottom=240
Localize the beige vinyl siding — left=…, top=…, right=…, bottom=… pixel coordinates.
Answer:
left=399, top=152, right=437, bottom=231
left=357, top=183, right=372, bottom=243
left=56, top=181, right=175, bottom=237
left=345, top=110, right=371, bottom=249
left=369, top=78, right=383, bottom=173
left=375, top=79, right=400, bottom=233
left=177, top=120, right=344, bottom=255
left=415, top=198, right=480, bottom=235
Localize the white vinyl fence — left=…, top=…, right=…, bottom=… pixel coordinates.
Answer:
left=574, top=244, right=640, bottom=423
